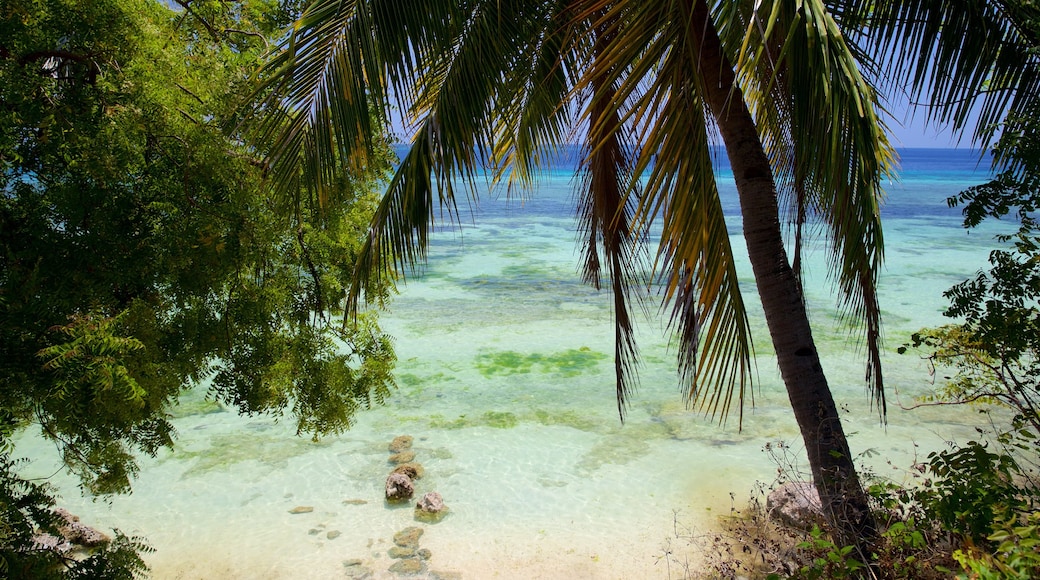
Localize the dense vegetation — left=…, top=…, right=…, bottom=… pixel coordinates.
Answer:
left=0, top=0, right=395, bottom=576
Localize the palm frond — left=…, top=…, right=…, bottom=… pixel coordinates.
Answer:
left=578, top=0, right=754, bottom=425
left=567, top=6, right=649, bottom=420
left=832, top=0, right=1040, bottom=160
left=490, top=1, right=577, bottom=190
left=347, top=0, right=563, bottom=311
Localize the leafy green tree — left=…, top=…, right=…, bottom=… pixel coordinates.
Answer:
left=0, top=0, right=395, bottom=574
left=250, top=0, right=896, bottom=552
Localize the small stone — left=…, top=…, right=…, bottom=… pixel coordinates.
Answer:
left=343, top=559, right=364, bottom=567
left=417, top=548, right=432, bottom=560
left=388, top=546, right=416, bottom=559
left=388, top=435, right=414, bottom=452
left=385, top=472, right=414, bottom=501
left=393, top=526, right=424, bottom=548
left=391, top=462, right=424, bottom=480
left=343, top=499, right=369, bottom=505
left=308, top=528, right=321, bottom=536
left=429, top=571, right=462, bottom=580
left=388, top=559, right=424, bottom=575
left=388, top=450, right=417, bottom=464
left=327, top=530, right=341, bottom=540
left=288, top=506, right=314, bottom=514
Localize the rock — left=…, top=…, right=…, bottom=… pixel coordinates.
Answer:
left=327, top=530, right=341, bottom=540
left=53, top=508, right=110, bottom=547
left=32, top=532, right=73, bottom=554
left=415, top=492, right=447, bottom=522
left=388, top=450, right=417, bottom=464
left=343, top=559, right=373, bottom=579
left=417, top=548, right=432, bottom=560
left=389, top=435, right=414, bottom=453
left=388, top=546, right=416, bottom=559
left=388, top=558, right=424, bottom=575
left=416, top=492, right=445, bottom=514
left=767, top=481, right=825, bottom=531
left=385, top=473, right=415, bottom=501
left=288, top=505, right=314, bottom=514
left=393, top=526, right=424, bottom=548
left=391, top=462, right=424, bottom=480
left=343, top=498, right=369, bottom=505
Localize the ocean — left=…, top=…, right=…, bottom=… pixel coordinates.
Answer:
left=16, top=148, right=1001, bottom=578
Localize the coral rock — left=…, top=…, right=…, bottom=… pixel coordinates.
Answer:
left=388, top=450, right=417, bottom=464
left=766, top=481, right=824, bottom=531
left=393, top=526, right=424, bottom=548
left=388, top=435, right=414, bottom=453
left=415, top=492, right=448, bottom=522
left=385, top=472, right=415, bottom=501
left=288, top=505, right=314, bottom=514
left=416, top=492, right=445, bottom=514
left=388, top=558, right=424, bottom=575
left=388, top=545, right=416, bottom=559
left=54, top=508, right=110, bottom=547
left=391, top=462, right=424, bottom=480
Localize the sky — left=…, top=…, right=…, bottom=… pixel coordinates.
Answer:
left=881, top=99, right=979, bottom=149
left=389, top=102, right=983, bottom=150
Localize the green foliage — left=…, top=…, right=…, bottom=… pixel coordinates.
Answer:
left=0, top=453, right=152, bottom=579
left=0, top=0, right=396, bottom=574
left=953, top=511, right=1040, bottom=580
left=1, top=0, right=395, bottom=491
left=889, top=99, right=1040, bottom=578
left=916, top=441, right=1031, bottom=541
left=791, top=526, right=865, bottom=580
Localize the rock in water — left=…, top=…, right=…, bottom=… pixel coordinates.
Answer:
left=415, top=492, right=447, bottom=522
left=391, top=462, right=424, bottom=480
left=766, top=481, right=824, bottom=531
left=288, top=506, right=314, bottom=514
left=388, top=546, right=416, bottom=559
left=388, top=558, right=424, bottom=575
left=393, top=526, right=424, bottom=548
left=385, top=472, right=415, bottom=501
left=388, top=450, right=417, bottom=464
left=389, top=435, right=414, bottom=453
left=53, top=508, right=110, bottom=547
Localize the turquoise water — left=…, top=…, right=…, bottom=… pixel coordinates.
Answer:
left=17, top=149, right=1002, bottom=578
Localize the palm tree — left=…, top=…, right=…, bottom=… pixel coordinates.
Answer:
left=250, top=0, right=893, bottom=552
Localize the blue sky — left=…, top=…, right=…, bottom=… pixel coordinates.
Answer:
left=882, top=103, right=974, bottom=149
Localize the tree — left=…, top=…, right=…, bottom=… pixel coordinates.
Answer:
left=252, top=0, right=895, bottom=553
left=0, top=0, right=395, bottom=574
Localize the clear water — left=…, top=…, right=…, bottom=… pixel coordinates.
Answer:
left=16, top=148, right=1003, bottom=578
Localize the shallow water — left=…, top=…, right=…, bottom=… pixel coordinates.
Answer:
left=16, top=148, right=1002, bottom=578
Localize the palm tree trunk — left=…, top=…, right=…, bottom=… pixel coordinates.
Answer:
left=688, top=0, right=878, bottom=554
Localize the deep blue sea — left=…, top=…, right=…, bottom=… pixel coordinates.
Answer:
left=18, top=148, right=1001, bottom=578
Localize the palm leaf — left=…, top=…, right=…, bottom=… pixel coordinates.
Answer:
left=832, top=0, right=1040, bottom=164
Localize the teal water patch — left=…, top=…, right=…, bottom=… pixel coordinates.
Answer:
left=474, top=347, right=608, bottom=377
